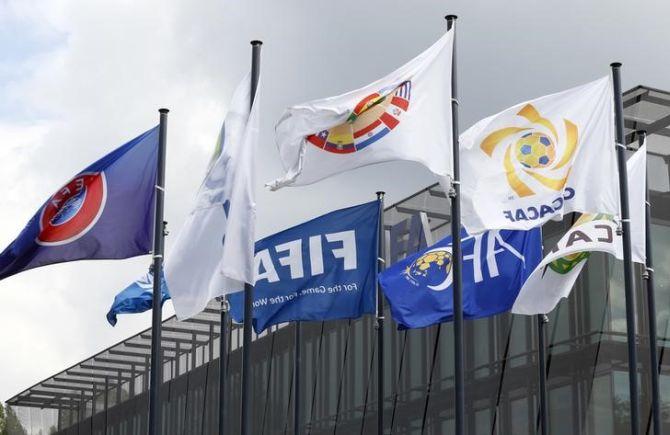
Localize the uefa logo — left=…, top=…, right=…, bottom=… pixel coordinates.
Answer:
left=403, top=247, right=453, bottom=291
left=306, top=81, right=411, bottom=154
left=480, top=103, right=579, bottom=198
left=36, top=172, right=108, bottom=246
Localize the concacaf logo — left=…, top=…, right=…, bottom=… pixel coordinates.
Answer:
left=307, top=81, right=411, bottom=154
left=480, top=104, right=578, bottom=198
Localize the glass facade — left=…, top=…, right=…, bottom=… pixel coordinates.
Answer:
left=6, top=85, right=670, bottom=434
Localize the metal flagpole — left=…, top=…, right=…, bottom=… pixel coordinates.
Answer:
left=218, top=297, right=229, bottom=435
left=445, top=14, right=465, bottom=435
left=148, top=107, right=169, bottom=435
left=293, top=321, right=302, bottom=435
left=638, top=130, right=661, bottom=435
left=537, top=314, right=549, bottom=435
left=241, top=39, right=262, bottom=435
left=375, top=191, right=386, bottom=435
left=611, top=62, right=640, bottom=435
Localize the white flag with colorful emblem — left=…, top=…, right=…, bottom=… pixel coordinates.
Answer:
left=165, top=74, right=259, bottom=320
left=511, top=144, right=646, bottom=315
left=460, top=77, right=618, bottom=234
left=267, top=30, right=454, bottom=190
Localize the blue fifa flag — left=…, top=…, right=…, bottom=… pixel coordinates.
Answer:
left=229, top=201, right=380, bottom=333
left=107, top=270, right=170, bottom=326
left=0, top=127, right=159, bottom=281
left=379, top=228, right=542, bottom=329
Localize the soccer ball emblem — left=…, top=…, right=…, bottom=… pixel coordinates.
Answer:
left=407, top=250, right=452, bottom=286
left=515, top=132, right=556, bottom=169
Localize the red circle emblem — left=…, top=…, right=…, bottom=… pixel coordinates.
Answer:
left=37, top=172, right=107, bottom=246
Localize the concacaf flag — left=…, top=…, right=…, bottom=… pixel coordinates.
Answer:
left=512, top=143, right=646, bottom=315
left=267, top=30, right=454, bottom=190
left=460, top=77, right=618, bottom=234
left=165, top=73, right=259, bottom=320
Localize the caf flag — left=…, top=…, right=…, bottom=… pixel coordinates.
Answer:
left=267, top=30, right=453, bottom=191
left=379, top=228, right=542, bottom=330
left=229, top=201, right=379, bottom=333
left=460, top=77, right=618, bottom=234
left=0, top=127, right=159, bottom=281
left=107, top=270, right=170, bottom=326
left=165, top=73, right=259, bottom=320
left=512, top=144, right=647, bottom=315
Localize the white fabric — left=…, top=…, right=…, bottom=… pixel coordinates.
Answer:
left=267, top=30, right=454, bottom=190
left=166, top=74, right=258, bottom=319
left=460, top=76, right=619, bottom=233
left=511, top=145, right=647, bottom=315
left=628, top=142, right=647, bottom=264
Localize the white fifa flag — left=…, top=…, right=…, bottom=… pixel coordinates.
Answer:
left=267, top=30, right=454, bottom=190
left=460, top=77, right=619, bottom=234
left=512, top=145, right=646, bottom=315
left=166, top=74, right=258, bottom=320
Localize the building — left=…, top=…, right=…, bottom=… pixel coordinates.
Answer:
left=5, top=85, right=670, bottom=434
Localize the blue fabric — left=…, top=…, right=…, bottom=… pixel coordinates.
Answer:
left=0, top=127, right=159, bottom=280
left=107, top=270, right=170, bottom=326
left=379, top=228, right=542, bottom=329
left=229, top=201, right=380, bottom=333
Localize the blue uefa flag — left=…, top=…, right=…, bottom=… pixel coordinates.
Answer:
left=229, top=201, right=380, bottom=333
left=0, top=127, right=159, bottom=281
left=107, top=270, right=170, bottom=326
left=379, top=228, right=542, bottom=329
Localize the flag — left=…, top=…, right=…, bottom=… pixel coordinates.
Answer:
left=0, top=127, right=159, bottom=281
left=379, top=228, right=542, bottom=329
left=107, top=270, right=169, bottom=326
left=460, top=77, right=618, bottom=233
left=628, top=141, right=647, bottom=263
left=228, top=201, right=379, bottom=333
left=267, top=30, right=454, bottom=190
left=512, top=145, right=647, bottom=315
left=165, top=74, right=259, bottom=320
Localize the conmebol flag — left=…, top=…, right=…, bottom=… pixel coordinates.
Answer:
left=379, top=228, right=542, bottom=329
left=107, top=270, right=169, bottom=326
left=165, top=74, right=259, bottom=320
left=228, top=201, right=379, bottom=333
left=460, top=77, right=618, bottom=233
left=512, top=144, right=647, bottom=315
left=0, top=128, right=159, bottom=280
left=267, top=30, right=453, bottom=190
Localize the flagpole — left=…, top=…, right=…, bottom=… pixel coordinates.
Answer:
left=375, top=190, right=386, bottom=435
left=537, top=314, right=549, bottom=435
left=638, top=130, right=661, bottom=435
left=218, top=297, right=229, bottom=435
left=148, top=108, right=169, bottom=435
left=241, top=39, right=262, bottom=435
left=611, top=62, right=640, bottom=435
left=446, top=14, right=465, bottom=435
left=293, top=320, right=301, bottom=435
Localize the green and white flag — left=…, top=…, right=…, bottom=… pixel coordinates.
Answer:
left=512, top=143, right=646, bottom=315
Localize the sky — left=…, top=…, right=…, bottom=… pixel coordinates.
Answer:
left=1, top=0, right=669, bottom=403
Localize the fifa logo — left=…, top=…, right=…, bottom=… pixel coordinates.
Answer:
left=480, top=104, right=578, bottom=198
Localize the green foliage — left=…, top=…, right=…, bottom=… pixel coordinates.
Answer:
left=0, top=403, right=5, bottom=434
left=2, top=405, right=27, bottom=435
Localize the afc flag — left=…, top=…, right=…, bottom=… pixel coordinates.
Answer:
left=379, top=228, right=542, bottom=329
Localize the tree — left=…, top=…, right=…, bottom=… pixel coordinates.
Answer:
left=2, top=405, right=27, bottom=435
left=0, top=403, right=6, bottom=434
